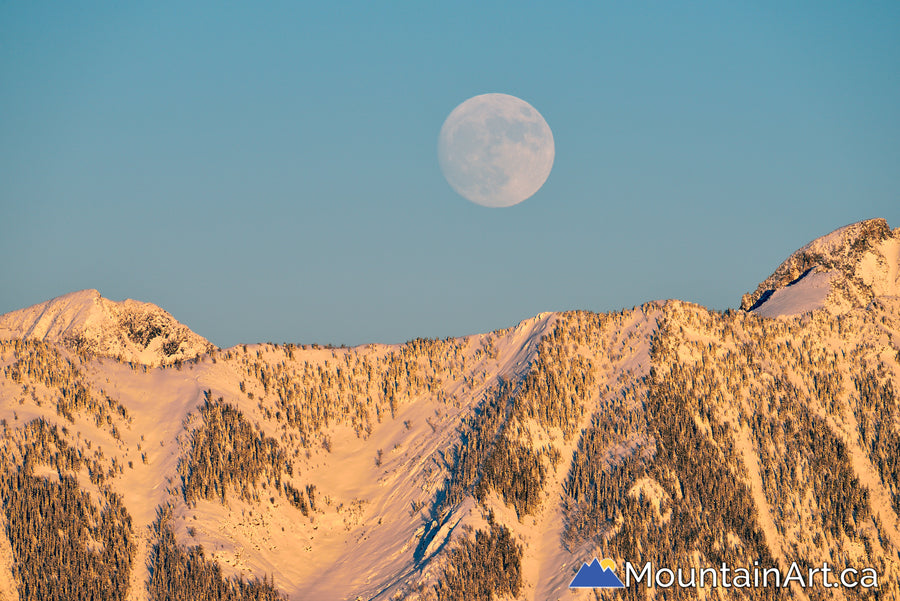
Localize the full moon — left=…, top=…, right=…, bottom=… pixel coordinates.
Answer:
left=438, top=93, right=554, bottom=208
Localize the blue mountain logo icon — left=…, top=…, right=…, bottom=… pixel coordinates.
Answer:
left=569, top=558, right=626, bottom=588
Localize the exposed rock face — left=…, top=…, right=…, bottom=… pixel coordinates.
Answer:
left=0, top=289, right=214, bottom=365
left=742, top=218, right=900, bottom=317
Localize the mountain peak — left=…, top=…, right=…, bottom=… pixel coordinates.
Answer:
left=0, top=289, right=214, bottom=365
left=742, top=218, right=900, bottom=317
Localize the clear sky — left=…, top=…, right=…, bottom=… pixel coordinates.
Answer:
left=2, top=2, right=898, bottom=347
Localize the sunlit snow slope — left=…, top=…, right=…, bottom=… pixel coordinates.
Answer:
left=1, top=219, right=900, bottom=601
left=744, top=218, right=900, bottom=317
left=0, top=289, right=213, bottom=366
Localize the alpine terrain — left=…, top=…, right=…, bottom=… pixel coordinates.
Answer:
left=1, top=218, right=899, bottom=600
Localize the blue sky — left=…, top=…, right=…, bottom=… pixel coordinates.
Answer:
left=2, top=2, right=898, bottom=347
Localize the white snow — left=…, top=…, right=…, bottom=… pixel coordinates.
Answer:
left=0, top=308, right=567, bottom=601
left=1, top=222, right=899, bottom=600
left=0, top=289, right=212, bottom=366
left=0, top=289, right=105, bottom=340
left=859, top=236, right=900, bottom=298
left=752, top=269, right=835, bottom=318
left=751, top=229, right=900, bottom=319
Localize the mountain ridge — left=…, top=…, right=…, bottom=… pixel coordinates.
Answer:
left=1, top=219, right=899, bottom=600
left=0, top=289, right=214, bottom=366
left=4, top=219, right=898, bottom=357
left=741, top=218, right=900, bottom=317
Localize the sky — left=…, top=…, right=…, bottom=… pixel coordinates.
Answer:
left=1, top=1, right=898, bottom=347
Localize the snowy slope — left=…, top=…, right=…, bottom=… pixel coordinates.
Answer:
left=745, top=219, right=900, bottom=317
left=0, top=313, right=565, bottom=600
left=751, top=268, right=835, bottom=318
left=0, top=289, right=214, bottom=366
left=1, top=219, right=900, bottom=600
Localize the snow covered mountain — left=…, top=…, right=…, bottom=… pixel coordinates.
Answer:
left=742, top=218, right=900, bottom=317
left=0, top=289, right=214, bottom=366
left=1, top=220, right=899, bottom=601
